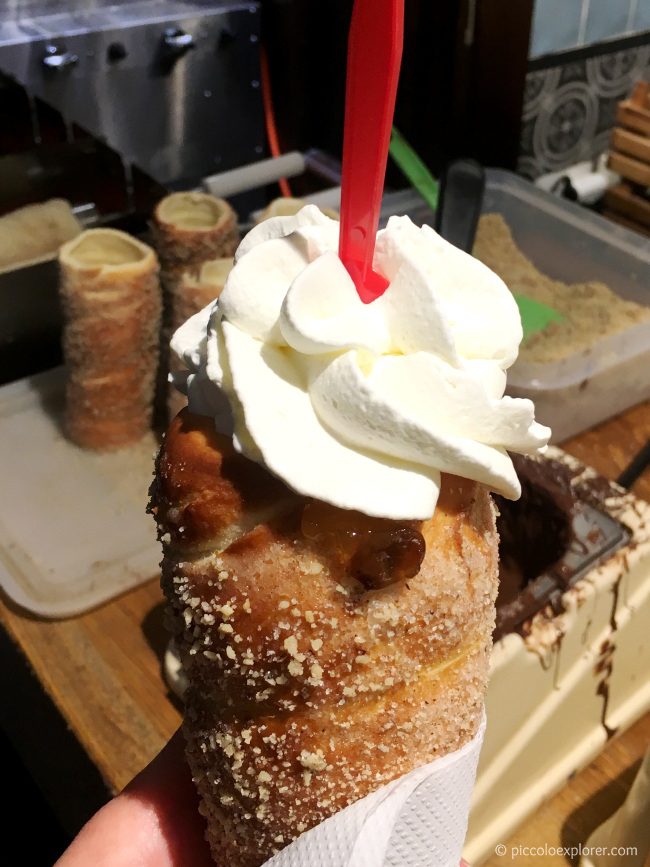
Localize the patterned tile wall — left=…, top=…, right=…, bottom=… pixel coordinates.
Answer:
left=518, top=43, right=650, bottom=179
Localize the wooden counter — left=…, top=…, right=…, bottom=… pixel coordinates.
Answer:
left=1, top=402, right=649, bottom=862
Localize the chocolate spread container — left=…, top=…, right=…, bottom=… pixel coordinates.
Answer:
left=494, top=453, right=627, bottom=641
left=464, top=448, right=650, bottom=864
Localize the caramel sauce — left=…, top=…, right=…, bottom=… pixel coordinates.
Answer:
left=301, top=500, right=425, bottom=589
left=436, top=474, right=477, bottom=515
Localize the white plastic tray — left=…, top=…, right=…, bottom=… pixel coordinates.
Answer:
left=0, top=367, right=161, bottom=618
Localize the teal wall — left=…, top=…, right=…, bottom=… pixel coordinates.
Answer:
left=530, top=0, right=650, bottom=58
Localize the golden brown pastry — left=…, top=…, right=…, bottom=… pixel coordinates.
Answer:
left=152, top=192, right=238, bottom=423
left=171, top=257, right=234, bottom=333
left=256, top=197, right=339, bottom=223
left=0, top=198, right=82, bottom=272
left=149, top=409, right=499, bottom=867
left=59, top=229, right=161, bottom=450
left=166, top=257, right=234, bottom=421
left=152, top=192, right=238, bottom=297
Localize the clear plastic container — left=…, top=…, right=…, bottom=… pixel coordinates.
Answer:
left=482, top=170, right=650, bottom=442
left=385, top=171, right=650, bottom=442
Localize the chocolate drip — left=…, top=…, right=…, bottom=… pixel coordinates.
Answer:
left=595, top=639, right=618, bottom=740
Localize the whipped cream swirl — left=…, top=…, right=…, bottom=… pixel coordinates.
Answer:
left=171, top=206, right=550, bottom=520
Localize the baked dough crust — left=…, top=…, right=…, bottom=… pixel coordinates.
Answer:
left=150, top=409, right=498, bottom=866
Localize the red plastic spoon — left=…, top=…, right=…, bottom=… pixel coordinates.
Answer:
left=338, top=0, right=404, bottom=303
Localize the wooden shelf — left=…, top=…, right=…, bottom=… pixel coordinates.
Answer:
left=607, top=81, right=650, bottom=237
left=611, top=127, right=650, bottom=164
left=604, top=183, right=650, bottom=229
left=608, top=151, right=650, bottom=187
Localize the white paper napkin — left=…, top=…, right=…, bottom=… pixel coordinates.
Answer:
left=264, top=714, right=486, bottom=867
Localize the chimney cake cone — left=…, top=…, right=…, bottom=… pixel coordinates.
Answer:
left=149, top=409, right=498, bottom=867
left=0, top=198, right=82, bottom=271
left=171, top=257, right=234, bottom=332
left=152, top=192, right=238, bottom=422
left=256, top=197, right=340, bottom=224
left=152, top=191, right=238, bottom=298
left=59, top=229, right=161, bottom=450
left=167, top=257, right=234, bottom=420
left=150, top=199, right=550, bottom=866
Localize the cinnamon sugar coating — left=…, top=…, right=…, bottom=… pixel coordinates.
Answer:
left=59, top=230, right=161, bottom=450
left=149, top=409, right=499, bottom=867
left=152, top=192, right=239, bottom=297
left=151, top=192, right=238, bottom=422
